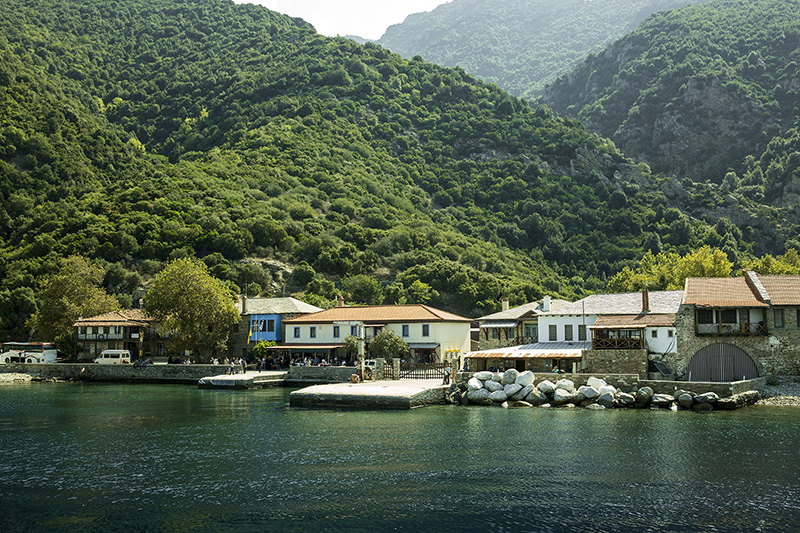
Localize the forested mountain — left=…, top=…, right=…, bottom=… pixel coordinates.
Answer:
left=377, top=0, right=709, bottom=99
left=0, top=0, right=788, bottom=337
left=541, top=0, right=800, bottom=188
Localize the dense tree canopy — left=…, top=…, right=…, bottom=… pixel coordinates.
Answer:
left=143, top=257, right=239, bottom=360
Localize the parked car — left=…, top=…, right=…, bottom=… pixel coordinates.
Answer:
left=93, top=349, right=132, bottom=364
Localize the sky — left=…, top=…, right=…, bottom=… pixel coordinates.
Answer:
left=235, top=1, right=452, bottom=41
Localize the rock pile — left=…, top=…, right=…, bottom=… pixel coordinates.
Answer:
left=445, top=370, right=759, bottom=411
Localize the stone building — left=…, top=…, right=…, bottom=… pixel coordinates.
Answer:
left=74, top=309, right=176, bottom=360
left=669, top=271, right=800, bottom=380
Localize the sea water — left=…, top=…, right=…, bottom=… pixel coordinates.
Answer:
left=0, top=383, right=798, bottom=532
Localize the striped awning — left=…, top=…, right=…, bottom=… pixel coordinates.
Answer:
left=480, top=321, right=518, bottom=328
left=268, top=344, right=344, bottom=350
left=408, top=343, right=440, bottom=349
left=466, top=341, right=587, bottom=360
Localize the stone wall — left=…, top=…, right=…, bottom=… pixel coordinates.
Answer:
left=458, top=372, right=641, bottom=392
left=286, top=365, right=356, bottom=383
left=582, top=349, right=647, bottom=378
left=0, top=363, right=220, bottom=384
left=672, top=305, right=800, bottom=378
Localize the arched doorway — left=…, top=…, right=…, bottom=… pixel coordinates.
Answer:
left=686, top=343, right=758, bottom=382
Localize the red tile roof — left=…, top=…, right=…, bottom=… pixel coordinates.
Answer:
left=590, top=314, right=676, bottom=328
left=683, top=277, right=767, bottom=307
left=74, top=309, right=151, bottom=327
left=283, top=304, right=471, bottom=323
left=757, top=275, right=800, bottom=306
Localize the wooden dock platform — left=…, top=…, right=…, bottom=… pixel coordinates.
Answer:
left=198, top=370, right=287, bottom=389
left=289, top=379, right=448, bottom=409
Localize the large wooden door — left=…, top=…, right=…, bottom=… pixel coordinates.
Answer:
left=687, top=343, right=758, bottom=382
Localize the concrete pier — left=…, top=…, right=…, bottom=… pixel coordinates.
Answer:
left=198, top=370, right=287, bottom=389
left=289, top=379, right=448, bottom=409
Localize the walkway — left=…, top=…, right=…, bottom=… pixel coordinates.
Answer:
left=289, top=379, right=448, bottom=409
left=198, top=370, right=287, bottom=389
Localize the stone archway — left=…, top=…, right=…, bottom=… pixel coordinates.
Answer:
left=686, top=343, right=759, bottom=382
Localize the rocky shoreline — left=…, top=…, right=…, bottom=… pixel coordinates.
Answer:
left=757, top=375, right=800, bottom=406
left=0, top=373, right=33, bottom=384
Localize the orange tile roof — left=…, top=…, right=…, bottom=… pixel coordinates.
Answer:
left=757, top=275, right=800, bottom=305
left=590, top=314, right=676, bottom=328
left=283, top=304, right=471, bottom=323
left=74, top=309, right=151, bottom=327
left=683, top=277, right=767, bottom=307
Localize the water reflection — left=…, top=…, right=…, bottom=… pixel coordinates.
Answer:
left=0, top=383, right=798, bottom=532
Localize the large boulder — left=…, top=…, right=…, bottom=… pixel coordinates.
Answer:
left=515, top=371, right=535, bottom=387
left=695, top=392, right=719, bottom=404
left=579, top=385, right=600, bottom=399
left=678, top=393, right=695, bottom=409
left=466, top=388, right=490, bottom=402
left=692, top=401, right=714, bottom=411
left=598, top=385, right=617, bottom=396
left=673, top=389, right=692, bottom=401
left=716, top=390, right=759, bottom=410
left=485, top=380, right=504, bottom=392
left=586, top=376, right=608, bottom=389
left=525, top=388, right=549, bottom=405
left=504, top=383, right=523, bottom=397
left=635, top=386, right=654, bottom=404
left=617, top=392, right=636, bottom=405
left=491, top=373, right=503, bottom=382
left=537, top=380, right=556, bottom=395
left=585, top=403, right=606, bottom=410
left=474, top=371, right=493, bottom=381
left=555, top=378, right=575, bottom=393
left=553, top=388, right=574, bottom=405
left=651, top=394, right=675, bottom=407
left=513, top=384, right=534, bottom=401
left=597, top=392, right=615, bottom=408
left=467, top=377, right=483, bottom=391
left=489, top=390, right=508, bottom=402
left=502, top=368, right=520, bottom=385
left=503, top=400, right=533, bottom=409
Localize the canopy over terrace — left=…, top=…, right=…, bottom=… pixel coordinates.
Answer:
left=465, top=341, right=588, bottom=373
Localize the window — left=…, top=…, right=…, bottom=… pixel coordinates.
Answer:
left=233, top=323, right=239, bottom=333
left=491, top=328, right=499, bottom=339
left=668, top=329, right=674, bottom=337
left=80, top=327, right=87, bottom=335
left=548, top=324, right=557, bottom=341
left=564, top=324, right=573, bottom=341
left=775, top=309, right=784, bottom=328
left=651, top=330, right=658, bottom=338
left=422, top=324, right=430, bottom=337
left=351, top=325, right=359, bottom=336
left=506, top=328, right=515, bottom=339
left=720, top=309, right=737, bottom=323
left=697, top=309, right=714, bottom=324
left=402, top=325, right=409, bottom=337
left=578, top=325, right=586, bottom=341
left=293, top=327, right=300, bottom=338
left=524, top=324, right=536, bottom=338
left=333, top=326, right=340, bottom=338
left=267, top=319, right=275, bottom=333
left=310, top=327, right=316, bottom=338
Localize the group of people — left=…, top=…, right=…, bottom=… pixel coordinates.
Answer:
left=290, top=356, right=351, bottom=367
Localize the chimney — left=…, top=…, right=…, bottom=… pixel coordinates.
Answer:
left=337, top=295, right=345, bottom=307
left=542, top=296, right=551, bottom=312
left=242, top=295, right=247, bottom=315
left=642, top=289, right=650, bottom=313
left=501, top=297, right=509, bottom=311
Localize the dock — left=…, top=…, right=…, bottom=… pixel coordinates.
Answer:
left=198, top=370, right=287, bottom=389
left=289, top=379, right=448, bottom=409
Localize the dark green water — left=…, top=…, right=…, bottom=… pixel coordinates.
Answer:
left=0, top=383, right=799, bottom=532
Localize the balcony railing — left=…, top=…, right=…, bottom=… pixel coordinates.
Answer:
left=696, top=322, right=766, bottom=335
left=592, top=337, right=644, bottom=350
left=77, top=333, right=124, bottom=340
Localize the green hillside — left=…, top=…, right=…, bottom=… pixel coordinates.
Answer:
left=0, top=0, right=780, bottom=336
left=377, top=0, right=709, bottom=99
left=541, top=0, right=800, bottom=187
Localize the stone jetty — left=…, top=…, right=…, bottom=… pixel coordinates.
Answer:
left=448, top=369, right=760, bottom=411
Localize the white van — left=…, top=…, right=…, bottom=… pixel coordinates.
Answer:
left=94, top=349, right=132, bottom=365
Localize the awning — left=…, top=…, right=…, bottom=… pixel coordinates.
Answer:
left=268, top=343, right=345, bottom=350
left=465, top=341, right=587, bottom=360
left=480, top=321, right=518, bottom=328
left=408, top=343, right=440, bottom=349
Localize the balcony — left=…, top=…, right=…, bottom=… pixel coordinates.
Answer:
left=591, top=337, right=644, bottom=350
left=696, top=322, right=766, bottom=336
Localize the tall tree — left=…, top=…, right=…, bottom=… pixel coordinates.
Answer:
left=27, top=256, right=120, bottom=344
left=369, top=329, right=409, bottom=359
left=608, top=246, right=734, bottom=292
left=143, top=258, right=240, bottom=361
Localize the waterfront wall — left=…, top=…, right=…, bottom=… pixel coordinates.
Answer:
left=286, top=365, right=356, bottom=383
left=0, top=363, right=221, bottom=384
left=582, top=349, right=647, bottom=377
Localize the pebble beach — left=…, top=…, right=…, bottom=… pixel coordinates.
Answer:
left=758, top=375, right=800, bottom=406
